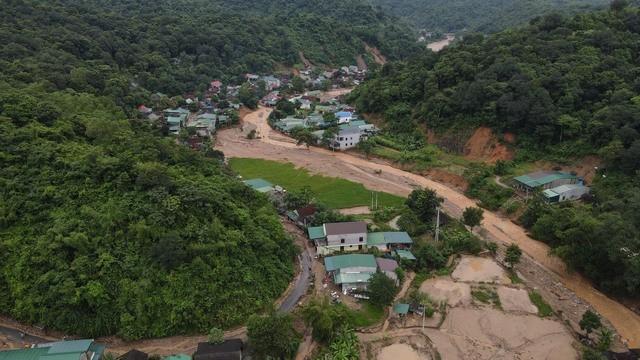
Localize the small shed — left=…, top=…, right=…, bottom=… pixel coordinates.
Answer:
left=243, top=178, right=274, bottom=193
left=395, top=249, right=416, bottom=261
left=393, top=303, right=410, bottom=317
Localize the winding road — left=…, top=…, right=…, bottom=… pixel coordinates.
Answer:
left=217, top=105, right=640, bottom=349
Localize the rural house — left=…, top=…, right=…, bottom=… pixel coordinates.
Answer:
left=513, top=171, right=581, bottom=195
left=192, top=113, right=217, bottom=137
left=0, top=339, right=105, bottom=360
left=335, top=111, right=353, bottom=124
left=543, top=184, right=590, bottom=203
left=287, top=204, right=317, bottom=227
left=330, top=125, right=363, bottom=150
left=309, top=221, right=368, bottom=255
left=163, top=108, right=190, bottom=135
left=376, top=257, right=400, bottom=285
left=324, top=254, right=377, bottom=292
left=367, top=231, right=413, bottom=252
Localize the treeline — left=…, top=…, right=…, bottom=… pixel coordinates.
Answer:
left=370, top=0, right=610, bottom=32
left=0, top=83, right=296, bottom=339
left=0, top=0, right=419, bottom=110
left=350, top=4, right=640, bottom=297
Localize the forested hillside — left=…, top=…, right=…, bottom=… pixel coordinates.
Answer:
left=371, top=0, right=609, bottom=32
left=350, top=4, right=640, bottom=296
left=0, top=0, right=419, bottom=108
left=0, top=83, right=296, bottom=339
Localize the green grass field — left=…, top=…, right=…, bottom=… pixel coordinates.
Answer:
left=229, top=158, right=405, bottom=209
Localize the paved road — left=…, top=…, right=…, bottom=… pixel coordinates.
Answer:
left=0, top=325, right=50, bottom=347
left=278, top=250, right=312, bottom=313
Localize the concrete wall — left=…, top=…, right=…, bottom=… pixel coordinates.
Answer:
left=327, top=232, right=367, bottom=247
left=316, top=243, right=366, bottom=256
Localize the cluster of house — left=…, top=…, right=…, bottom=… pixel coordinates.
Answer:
left=0, top=338, right=245, bottom=360
left=310, top=221, right=415, bottom=294
left=299, top=65, right=367, bottom=87
left=512, top=170, right=590, bottom=203
left=272, top=101, right=378, bottom=150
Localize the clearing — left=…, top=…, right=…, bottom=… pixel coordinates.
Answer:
left=229, top=158, right=404, bottom=209
left=451, top=256, right=510, bottom=284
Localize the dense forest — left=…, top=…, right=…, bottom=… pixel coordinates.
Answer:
left=350, top=4, right=640, bottom=297
left=0, top=0, right=419, bottom=109
left=370, top=0, right=611, bottom=32
left=0, top=83, right=297, bottom=339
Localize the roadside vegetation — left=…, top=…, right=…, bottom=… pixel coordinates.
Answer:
left=229, top=158, right=405, bottom=208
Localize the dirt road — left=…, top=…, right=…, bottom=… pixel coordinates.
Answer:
left=427, top=34, right=455, bottom=52
left=217, top=106, right=640, bottom=348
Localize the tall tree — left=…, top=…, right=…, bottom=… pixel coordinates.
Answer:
left=405, top=188, right=444, bottom=224
left=247, top=313, right=301, bottom=360
left=462, top=206, right=484, bottom=231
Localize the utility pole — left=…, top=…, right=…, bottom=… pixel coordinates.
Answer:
left=375, top=192, right=379, bottom=210
left=434, top=207, right=441, bottom=243
left=371, top=192, right=374, bottom=210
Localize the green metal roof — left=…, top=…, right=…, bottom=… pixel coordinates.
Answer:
left=244, top=178, right=274, bottom=191
left=0, top=348, right=49, bottom=360
left=334, top=272, right=372, bottom=284
left=543, top=189, right=559, bottom=198
left=307, top=226, right=326, bottom=239
left=367, top=232, right=412, bottom=246
left=395, top=249, right=416, bottom=260
left=513, top=171, right=577, bottom=188
left=163, top=354, right=191, bottom=360
left=393, top=303, right=410, bottom=314
left=367, top=232, right=386, bottom=246
left=349, top=120, right=366, bottom=126
left=324, top=254, right=376, bottom=271
left=0, top=340, right=99, bottom=360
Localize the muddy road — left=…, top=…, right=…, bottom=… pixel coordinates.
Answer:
left=217, top=106, right=640, bottom=348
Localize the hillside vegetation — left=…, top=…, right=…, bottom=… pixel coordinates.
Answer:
left=350, top=5, right=640, bottom=297
left=0, top=0, right=419, bottom=109
left=370, top=0, right=610, bottom=32
left=0, top=84, right=296, bottom=339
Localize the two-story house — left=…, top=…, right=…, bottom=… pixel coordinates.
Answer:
left=309, top=221, right=367, bottom=255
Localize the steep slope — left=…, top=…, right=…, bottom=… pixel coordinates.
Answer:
left=370, top=0, right=611, bottom=32
left=350, top=5, right=640, bottom=298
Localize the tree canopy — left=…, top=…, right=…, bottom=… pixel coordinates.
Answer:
left=0, top=84, right=296, bottom=339
left=370, top=0, right=612, bottom=32
left=0, top=0, right=419, bottom=111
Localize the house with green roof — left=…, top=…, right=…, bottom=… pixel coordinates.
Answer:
left=0, top=340, right=105, bottom=360
left=513, top=171, right=580, bottom=195
left=163, top=108, right=190, bottom=135
left=324, top=254, right=377, bottom=292
left=367, top=231, right=412, bottom=252
left=243, top=178, right=275, bottom=193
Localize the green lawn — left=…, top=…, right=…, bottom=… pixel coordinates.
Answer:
left=350, top=302, right=385, bottom=327
left=229, top=158, right=405, bottom=209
